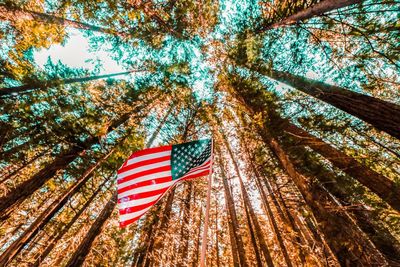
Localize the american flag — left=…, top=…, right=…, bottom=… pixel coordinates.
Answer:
left=117, top=139, right=213, bottom=227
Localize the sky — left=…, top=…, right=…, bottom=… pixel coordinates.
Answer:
left=33, top=29, right=126, bottom=75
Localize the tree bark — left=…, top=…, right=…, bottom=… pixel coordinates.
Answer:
left=31, top=174, right=112, bottom=267
left=65, top=191, right=117, bottom=267
left=257, top=0, right=362, bottom=32
left=0, top=110, right=138, bottom=218
left=280, top=120, right=400, bottom=212
left=177, top=182, right=193, bottom=266
left=219, top=130, right=275, bottom=267
left=0, top=70, right=142, bottom=96
left=0, top=150, right=114, bottom=266
left=262, top=68, right=400, bottom=139
left=218, top=153, right=249, bottom=267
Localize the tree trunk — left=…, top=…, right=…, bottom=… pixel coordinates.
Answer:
left=280, top=120, right=400, bottom=212
left=218, top=153, right=249, bottom=267
left=65, top=191, right=117, bottom=267
left=0, top=4, right=126, bottom=37
left=257, top=0, right=363, bottom=32
left=243, top=202, right=263, bottom=267
left=0, top=150, right=114, bottom=266
left=31, top=174, right=112, bottom=267
left=263, top=68, right=400, bottom=139
left=0, top=110, right=136, bottom=218
left=262, top=133, right=387, bottom=265
left=0, top=70, right=142, bottom=96
left=219, top=130, right=275, bottom=267
left=192, top=206, right=203, bottom=267
left=177, top=182, right=193, bottom=266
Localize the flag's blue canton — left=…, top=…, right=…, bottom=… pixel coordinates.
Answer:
left=171, top=139, right=212, bottom=180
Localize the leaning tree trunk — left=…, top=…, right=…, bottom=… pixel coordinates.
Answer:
left=0, top=149, right=114, bottom=266
left=258, top=129, right=387, bottom=265
left=0, top=108, right=140, bottom=218
left=0, top=70, right=142, bottom=96
left=260, top=68, right=400, bottom=139
left=0, top=4, right=127, bottom=37
left=279, top=120, right=400, bottom=212
left=257, top=0, right=363, bottom=32
left=65, top=191, right=118, bottom=267
left=217, top=152, right=249, bottom=267
left=243, top=202, right=263, bottom=267
left=31, top=174, right=112, bottom=267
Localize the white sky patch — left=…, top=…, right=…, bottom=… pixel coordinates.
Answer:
left=33, top=29, right=126, bottom=76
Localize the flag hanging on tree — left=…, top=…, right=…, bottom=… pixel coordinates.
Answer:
left=117, top=139, right=213, bottom=227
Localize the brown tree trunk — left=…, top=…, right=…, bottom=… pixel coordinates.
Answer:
left=0, top=110, right=137, bottom=218
left=261, top=133, right=387, bottom=265
left=243, top=201, right=263, bottom=267
left=257, top=0, right=363, bottom=32
left=220, top=131, right=275, bottom=267
left=31, top=174, right=112, bottom=267
left=192, top=206, right=203, bottom=267
left=218, top=154, right=249, bottom=267
left=0, top=150, right=113, bottom=266
left=280, top=120, right=400, bottom=212
left=65, top=191, right=117, bottom=267
left=0, top=4, right=126, bottom=37
left=263, top=68, right=400, bottom=139
left=177, top=182, right=193, bottom=266
left=0, top=70, right=143, bottom=96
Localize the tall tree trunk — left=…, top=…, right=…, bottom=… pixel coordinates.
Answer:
left=257, top=0, right=363, bottom=32
left=31, top=174, right=112, bottom=267
left=0, top=109, right=139, bottom=218
left=259, top=132, right=387, bottom=265
left=177, top=182, right=193, bottom=266
left=0, top=150, right=114, bottom=266
left=0, top=70, right=142, bottom=96
left=260, top=68, right=400, bottom=139
left=192, top=206, right=203, bottom=267
left=280, top=120, right=400, bottom=212
left=218, top=153, right=249, bottom=267
left=0, top=4, right=126, bottom=37
left=65, top=191, right=117, bottom=267
left=219, top=130, right=275, bottom=267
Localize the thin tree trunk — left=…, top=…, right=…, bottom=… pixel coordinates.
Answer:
left=257, top=0, right=363, bottom=32
left=218, top=153, right=249, bottom=267
left=0, top=4, right=126, bottom=37
left=0, top=70, right=142, bottom=96
left=219, top=131, right=275, bottom=267
left=0, top=109, right=140, bottom=218
left=281, top=120, right=400, bottom=212
left=177, top=182, right=193, bottom=266
left=65, top=191, right=117, bottom=267
left=243, top=201, right=263, bottom=267
left=0, top=150, right=114, bottom=266
left=31, top=174, right=112, bottom=267
left=263, top=68, right=400, bottom=139
left=192, top=206, right=203, bottom=267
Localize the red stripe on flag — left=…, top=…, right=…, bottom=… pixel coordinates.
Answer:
left=118, top=155, right=171, bottom=174
left=118, top=165, right=172, bottom=185
left=119, top=200, right=159, bottom=215
left=118, top=186, right=171, bottom=203
left=118, top=176, right=172, bottom=194
left=129, top=145, right=171, bottom=158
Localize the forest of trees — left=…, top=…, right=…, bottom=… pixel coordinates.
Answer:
left=0, top=0, right=399, bottom=266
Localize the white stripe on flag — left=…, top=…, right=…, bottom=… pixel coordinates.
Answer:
left=120, top=206, right=152, bottom=222
left=118, top=180, right=175, bottom=199
left=118, top=170, right=172, bottom=190
left=118, top=160, right=171, bottom=180
left=125, top=151, right=171, bottom=166
left=119, top=194, right=161, bottom=209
